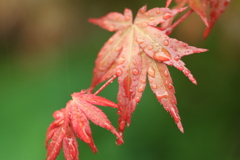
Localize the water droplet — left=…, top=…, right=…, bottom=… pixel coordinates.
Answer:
left=158, top=35, right=161, bottom=38
left=145, top=12, right=149, bottom=16
left=132, top=69, right=139, bottom=75
left=164, top=70, right=169, bottom=77
left=148, top=45, right=153, bottom=50
left=115, top=47, right=121, bottom=51
left=140, top=80, right=146, bottom=83
left=153, top=48, right=171, bottom=61
left=148, top=66, right=155, bottom=78
left=183, top=43, right=187, bottom=47
left=109, top=25, right=115, bottom=31
left=103, top=122, right=111, bottom=130
left=149, top=17, right=154, bottom=20
left=177, top=66, right=184, bottom=70
left=118, top=30, right=123, bottom=35
left=136, top=38, right=144, bottom=44
left=163, top=40, right=169, bottom=46
left=184, top=70, right=190, bottom=75
left=119, top=121, right=125, bottom=130
left=140, top=7, right=145, bottom=13
left=163, top=12, right=172, bottom=20
left=165, top=80, right=169, bottom=85
left=168, top=84, right=173, bottom=89
left=135, top=96, right=140, bottom=103
left=174, top=55, right=180, bottom=61
left=151, top=84, right=157, bottom=89
left=108, top=38, right=113, bottom=44
left=125, top=15, right=130, bottom=21
left=156, top=9, right=160, bottom=14
left=116, top=68, right=123, bottom=76
left=117, top=57, right=125, bottom=65
left=138, top=86, right=144, bottom=93
left=141, top=22, right=148, bottom=28
left=156, top=91, right=168, bottom=100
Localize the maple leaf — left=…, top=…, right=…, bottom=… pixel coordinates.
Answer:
left=89, top=5, right=207, bottom=144
left=203, top=0, right=230, bottom=38
left=45, top=91, right=123, bottom=160
left=165, top=0, right=230, bottom=37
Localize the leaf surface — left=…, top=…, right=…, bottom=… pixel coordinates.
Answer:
left=45, top=91, right=122, bottom=160
left=89, top=5, right=207, bottom=142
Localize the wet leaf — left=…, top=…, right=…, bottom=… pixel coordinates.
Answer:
left=45, top=91, right=122, bottom=160
left=89, top=5, right=207, bottom=143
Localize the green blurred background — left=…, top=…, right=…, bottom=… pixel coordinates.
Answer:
left=0, top=0, right=239, bottom=160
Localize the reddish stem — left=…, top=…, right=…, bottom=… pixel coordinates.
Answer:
left=93, top=75, right=117, bottom=96
left=166, top=0, right=172, bottom=8
left=170, top=9, right=194, bottom=31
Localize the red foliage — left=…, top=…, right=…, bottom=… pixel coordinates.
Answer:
left=45, top=91, right=123, bottom=160
left=45, top=1, right=231, bottom=160
left=166, top=0, right=230, bottom=38
left=89, top=5, right=207, bottom=144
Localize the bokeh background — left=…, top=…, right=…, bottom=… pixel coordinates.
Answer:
left=0, top=0, right=239, bottom=160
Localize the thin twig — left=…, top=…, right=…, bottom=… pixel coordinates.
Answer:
left=93, top=75, right=117, bottom=96
left=170, top=9, right=194, bottom=31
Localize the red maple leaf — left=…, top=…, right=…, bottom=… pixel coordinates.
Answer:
left=89, top=5, right=207, bottom=144
left=45, top=90, right=123, bottom=160
left=204, top=0, right=230, bottom=38
left=165, top=0, right=230, bottom=37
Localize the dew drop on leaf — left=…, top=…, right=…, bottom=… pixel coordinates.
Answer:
left=136, top=38, right=144, bottom=44
left=163, top=12, right=172, bottom=20
left=132, top=69, right=139, bottom=76
left=183, top=70, right=190, bottom=75
left=177, top=66, right=184, bottom=71
left=148, top=66, right=155, bottom=78
left=168, top=84, right=173, bottom=89
left=138, top=86, right=144, bottom=93
left=109, top=25, right=115, bottom=31
left=153, top=48, right=171, bottom=61
left=125, top=15, right=130, bottom=21
left=151, top=84, right=157, bottom=89
left=174, top=55, right=180, bottom=61
left=117, top=57, right=125, bottom=65
left=108, top=38, right=114, bottom=44
left=119, top=121, right=125, bottom=130
left=115, top=47, right=121, bottom=51
left=141, top=22, right=148, bottom=28
left=140, top=79, right=146, bottom=84
left=148, top=45, right=153, bottom=50
left=116, top=69, right=123, bottom=76
left=164, top=70, right=169, bottom=77
left=163, top=40, right=169, bottom=46
left=156, top=91, right=168, bottom=100
left=135, top=96, right=140, bottom=103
